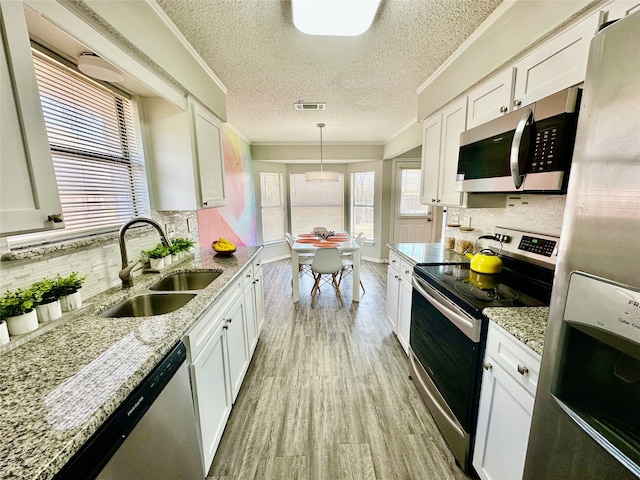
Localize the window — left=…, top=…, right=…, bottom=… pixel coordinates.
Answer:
left=260, top=172, right=285, bottom=243
left=350, top=171, right=374, bottom=240
left=9, top=49, right=150, bottom=246
left=399, top=168, right=428, bottom=215
left=289, top=173, right=344, bottom=234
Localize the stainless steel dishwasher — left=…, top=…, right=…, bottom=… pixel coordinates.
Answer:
left=55, top=341, right=203, bottom=480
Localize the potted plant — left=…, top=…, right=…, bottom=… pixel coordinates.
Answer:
left=142, top=245, right=170, bottom=270
left=32, top=278, right=63, bottom=323
left=55, top=272, right=87, bottom=312
left=169, top=242, right=182, bottom=262
left=0, top=287, right=39, bottom=336
left=172, top=237, right=195, bottom=257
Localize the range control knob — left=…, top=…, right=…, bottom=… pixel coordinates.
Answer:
left=495, top=234, right=511, bottom=243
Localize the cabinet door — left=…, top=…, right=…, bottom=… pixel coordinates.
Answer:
left=397, top=278, right=412, bottom=355
left=192, top=101, right=225, bottom=208
left=603, top=0, right=640, bottom=19
left=473, top=359, right=535, bottom=480
left=513, top=13, right=599, bottom=109
left=438, top=97, right=466, bottom=207
left=0, top=2, right=63, bottom=235
left=386, top=266, right=400, bottom=332
left=419, top=114, right=442, bottom=204
left=467, top=68, right=516, bottom=129
left=225, top=293, right=249, bottom=403
left=253, top=263, right=265, bottom=335
left=190, top=320, right=231, bottom=475
left=243, top=277, right=257, bottom=357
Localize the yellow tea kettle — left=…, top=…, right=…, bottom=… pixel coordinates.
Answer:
left=465, top=235, right=503, bottom=274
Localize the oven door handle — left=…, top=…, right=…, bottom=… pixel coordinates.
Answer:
left=413, top=275, right=482, bottom=343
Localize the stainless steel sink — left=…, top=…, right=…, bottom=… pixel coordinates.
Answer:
left=149, top=271, right=221, bottom=291
left=99, top=293, right=196, bottom=318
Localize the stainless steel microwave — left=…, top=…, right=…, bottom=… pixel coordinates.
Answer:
left=456, top=87, right=581, bottom=193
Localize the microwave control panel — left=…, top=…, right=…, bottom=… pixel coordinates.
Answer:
left=531, top=126, right=558, bottom=172
left=526, top=113, right=578, bottom=173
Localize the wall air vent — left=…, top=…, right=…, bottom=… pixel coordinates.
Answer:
left=294, top=102, right=326, bottom=111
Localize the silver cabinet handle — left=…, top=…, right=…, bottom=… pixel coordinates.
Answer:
left=510, top=107, right=532, bottom=189
left=513, top=99, right=522, bottom=107
left=48, top=213, right=63, bottom=223
left=517, top=364, right=529, bottom=375
left=483, top=363, right=493, bottom=371
left=431, top=198, right=436, bottom=202
left=405, top=270, right=410, bottom=274
left=499, top=106, right=508, bottom=113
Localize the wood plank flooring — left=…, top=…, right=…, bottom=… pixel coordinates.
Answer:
left=207, top=260, right=473, bottom=480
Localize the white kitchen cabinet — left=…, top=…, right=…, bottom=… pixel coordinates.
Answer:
left=466, top=68, right=516, bottom=129
left=189, top=319, right=231, bottom=476
left=420, top=97, right=466, bottom=207
left=143, top=96, right=225, bottom=210
left=242, top=256, right=264, bottom=357
left=512, top=13, right=599, bottom=110
left=473, top=322, right=541, bottom=480
left=224, top=291, right=249, bottom=403
left=0, top=1, right=64, bottom=236
left=386, top=251, right=402, bottom=332
left=603, top=0, right=640, bottom=19
left=386, top=250, right=414, bottom=355
left=396, top=260, right=413, bottom=355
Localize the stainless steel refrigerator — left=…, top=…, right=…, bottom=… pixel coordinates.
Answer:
left=524, top=10, right=640, bottom=480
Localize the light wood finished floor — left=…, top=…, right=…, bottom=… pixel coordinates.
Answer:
left=207, top=260, right=473, bottom=480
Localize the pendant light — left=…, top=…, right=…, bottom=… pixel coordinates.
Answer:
left=305, top=123, right=339, bottom=182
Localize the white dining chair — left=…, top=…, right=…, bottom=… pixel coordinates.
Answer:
left=339, top=232, right=365, bottom=294
left=310, top=248, right=344, bottom=307
left=285, top=233, right=314, bottom=279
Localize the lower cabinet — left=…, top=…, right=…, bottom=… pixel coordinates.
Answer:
left=184, top=256, right=265, bottom=476
left=473, top=322, right=541, bottom=480
left=386, top=250, right=414, bottom=355
left=190, top=320, right=232, bottom=475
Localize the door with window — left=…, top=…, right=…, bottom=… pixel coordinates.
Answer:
left=393, top=162, right=440, bottom=243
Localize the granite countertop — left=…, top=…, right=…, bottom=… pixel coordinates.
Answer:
left=387, top=242, right=469, bottom=265
left=0, top=246, right=261, bottom=480
left=483, top=307, right=549, bottom=356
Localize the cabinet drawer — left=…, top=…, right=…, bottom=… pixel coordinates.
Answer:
left=400, top=259, right=414, bottom=284
left=485, top=322, right=541, bottom=396
left=185, top=279, right=242, bottom=360
left=389, top=251, right=401, bottom=272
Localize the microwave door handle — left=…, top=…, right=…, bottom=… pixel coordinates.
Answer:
left=510, top=107, right=533, bottom=189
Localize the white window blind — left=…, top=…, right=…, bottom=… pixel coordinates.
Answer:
left=350, top=171, right=374, bottom=240
left=9, top=49, right=150, bottom=247
left=260, top=172, right=286, bottom=243
left=289, top=173, right=344, bottom=234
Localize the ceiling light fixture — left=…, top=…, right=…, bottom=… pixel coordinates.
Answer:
left=292, top=0, right=381, bottom=36
left=305, top=123, right=339, bottom=182
left=77, top=52, right=124, bottom=83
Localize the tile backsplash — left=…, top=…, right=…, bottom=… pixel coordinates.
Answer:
left=447, top=194, right=566, bottom=237
left=0, top=211, right=198, bottom=299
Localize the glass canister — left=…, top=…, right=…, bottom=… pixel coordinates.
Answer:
left=444, top=214, right=460, bottom=250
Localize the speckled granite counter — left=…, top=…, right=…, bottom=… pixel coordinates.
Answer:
left=387, top=242, right=468, bottom=265
left=0, top=246, right=261, bottom=480
left=483, top=307, right=549, bottom=356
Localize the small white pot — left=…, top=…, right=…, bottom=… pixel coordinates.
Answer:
left=5, top=309, right=39, bottom=336
left=0, top=321, right=9, bottom=345
left=150, top=257, right=165, bottom=270
left=164, top=254, right=172, bottom=266
left=171, top=253, right=180, bottom=263
left=60, top=290, right=82, bottom=312
left=36, top=299, right=63, bottom=323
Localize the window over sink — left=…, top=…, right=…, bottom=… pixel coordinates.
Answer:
left=7, top=47, right=150, bottom=248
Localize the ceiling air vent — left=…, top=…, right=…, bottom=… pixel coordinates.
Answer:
left=294, top=101, right=326, bottom=111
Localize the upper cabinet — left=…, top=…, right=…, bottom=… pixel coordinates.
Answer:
left=420, top=97, right=466, bottom=207
left=512, top=13, right=600, bottom=110
left=144, top=97, right=225, bottom=210
left=467, top=68, right=516, bottom=129
left=0, top=1, right=63, bottom=236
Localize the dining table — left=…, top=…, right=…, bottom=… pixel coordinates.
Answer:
left=291, top=232, right=362, bottom=302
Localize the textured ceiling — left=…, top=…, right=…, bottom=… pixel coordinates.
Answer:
left=155, top=0, right=502, bottom=145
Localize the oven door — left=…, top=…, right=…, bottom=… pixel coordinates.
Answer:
left=409, top=274, right=486, bottom=470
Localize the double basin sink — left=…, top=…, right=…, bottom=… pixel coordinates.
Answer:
left=99, top=271, right=221, bottom=318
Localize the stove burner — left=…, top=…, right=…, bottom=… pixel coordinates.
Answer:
left=453, top=280, right=520, bottom=303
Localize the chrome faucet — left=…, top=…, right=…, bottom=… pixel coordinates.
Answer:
left=118, top=217, right=172, bottom=288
